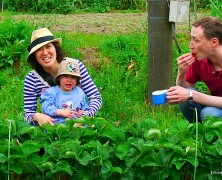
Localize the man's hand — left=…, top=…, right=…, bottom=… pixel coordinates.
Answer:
left=166, top=86, right=190, bottom=105
left=177, top=52, right=195, bottom=73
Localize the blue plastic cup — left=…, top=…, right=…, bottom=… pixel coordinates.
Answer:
left=152, top=90, right=167, bottom=105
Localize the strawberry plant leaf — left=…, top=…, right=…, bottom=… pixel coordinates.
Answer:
left=52, top=161, right=73, bottom=176
left=98, top=124, right=117, bottom=141
left=40, top=162, right=54, bottom=172
left=21, top=140, right=42, bottom=157
left=0, top=153, right=7, bottom=163
left=78, top=151, right=92, bottom=166
left=116, top=143, right=131, bottom=159
left=10, top=162, right=23, bottom=174
left=56, top=123, right=69, bottom=139
left=125, top=147, right=141, bottom=167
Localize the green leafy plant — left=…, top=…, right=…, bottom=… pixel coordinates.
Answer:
left=0, top=18, right=33, bottom=68
left=0, top=117, right=222, bottom=179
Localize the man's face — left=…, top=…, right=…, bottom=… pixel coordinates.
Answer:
left=189, top=26, right=212, bottom=60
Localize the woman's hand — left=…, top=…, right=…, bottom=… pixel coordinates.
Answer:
left=33, top=113, right=56, bottom=126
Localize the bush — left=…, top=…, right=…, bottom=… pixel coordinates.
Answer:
left=0, top=18, right=33, bottom=69
left=0, top=117, right=222, bottom=179
left=3, top=0, right=146, bottom=14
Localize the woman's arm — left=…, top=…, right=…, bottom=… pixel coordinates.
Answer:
left=77, top=60, right=102, bottom=117
left=23, top=71, right=55, bottom=126
left=24, top=72, right=41, bottom=123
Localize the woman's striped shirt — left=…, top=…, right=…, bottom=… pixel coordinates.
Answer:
left=23, top=57, right=102, bottom=124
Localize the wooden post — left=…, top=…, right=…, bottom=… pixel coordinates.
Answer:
left=2, top=0, right=3, bottom=12
left=148, top=0, right=173, bottom=104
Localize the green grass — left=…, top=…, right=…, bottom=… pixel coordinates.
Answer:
left=0, top=29, right=181, bottom=131
left=0, top=11, right=214, bottom=131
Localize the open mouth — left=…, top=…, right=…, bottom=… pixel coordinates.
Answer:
left=192, top=52, right=196, bottom=58
left=43, top=57, right=51, bottom=63
left=65, top=84, right=72, bottom=88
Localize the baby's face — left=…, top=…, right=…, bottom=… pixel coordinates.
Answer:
left=59, top=75, right=78, bottom=91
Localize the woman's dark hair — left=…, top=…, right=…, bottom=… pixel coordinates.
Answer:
left=28, top=42, right=66, bottom=69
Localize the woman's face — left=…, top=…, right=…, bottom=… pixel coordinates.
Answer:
left=35, top=43, right=58, bottom=68
left=59, top=75, right=78, bottom=92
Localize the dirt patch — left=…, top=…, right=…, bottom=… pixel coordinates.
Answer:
left=10, top=13, right=148, bottom=34
left=77, top=47, right=100, bottom=68
left=5, top=12, right=206, bottom=34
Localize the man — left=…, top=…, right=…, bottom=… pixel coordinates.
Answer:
left=166, top=16, right=222, bottom=122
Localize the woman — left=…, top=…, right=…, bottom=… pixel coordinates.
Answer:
left=23, top=28, right=102, bottom=126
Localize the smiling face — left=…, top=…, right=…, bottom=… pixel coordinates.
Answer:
left=189, top=26, right=214, bottom=60
left=35, top=42, right=58, bottom=68
left=58, top=75, right=79, bottom=92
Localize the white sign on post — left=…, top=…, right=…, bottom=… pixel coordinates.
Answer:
left=169, top=0, right=190, bottom=22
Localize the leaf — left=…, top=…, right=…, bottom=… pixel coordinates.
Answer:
left=0, top=153, right=7, bottom=163
left=93, top=117, right=108, bottom=130
left=21, top=140, right=41, bottom=157
left=159, top=148, right=174, bottom=166
left=116, top=143, right=131, bottom=159
left=214, top=138, right=222, bottom=155
left=78, top=151, right=92, bottom=166
left=52, top=161, right=73, bottom=176
left=97, top=141, right=109, bottom=160
left=212, top=121, right=222, bottom=127
left=98, top=124, right=117, bottom=141
left=145, top=128, right=161, bottom=139
left=56, top=123, right=69, bottom=139
left=65, top=151, right=75, bottom=158
left=44, top=144, right=58, bottom=158
left=167, top=134, right=180, bottom=144
left=10, top=162, right=23, bottom=174
left=20, top=126, right=37, bottom=138
left=125, top=147, right=141, bottom=167
left=139, top=155, right=161, bottom=167
left=72, top=117, right=85, bottom=124
left=40, top=162, right=54, bottom=172
left=174, top=159, right=186, bottom=170
left=101, top=159, right=112, bottom=174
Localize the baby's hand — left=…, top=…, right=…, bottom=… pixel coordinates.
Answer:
left=56, top=109, right=75, bottom=118
left=74, top=110, right=85, bottom=117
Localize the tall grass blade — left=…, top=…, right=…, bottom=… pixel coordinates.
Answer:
left=7, top=120, right=12, bottom=180
left=194, top=108, right=198, bottom=180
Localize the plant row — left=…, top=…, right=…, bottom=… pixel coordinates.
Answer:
left=0, top=116, right=221, bottom=179
left=2, top=0, right=146, bottom=14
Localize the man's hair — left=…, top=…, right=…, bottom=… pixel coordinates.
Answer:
left=193, top=16, right=222, bottom=45
left=28, top=42, right=65, bottom=69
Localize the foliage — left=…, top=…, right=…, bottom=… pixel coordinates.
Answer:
left=2, top=0, right=147, bottom=14
left=94, top=34, right=149, bottom=123
left=0, top=18, right=33, bottom=69
left=0, top=117, right=222, bottom=179
left=209, top=0, right=222, bottom=19
left=0, top=6, right=222, bottom=178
